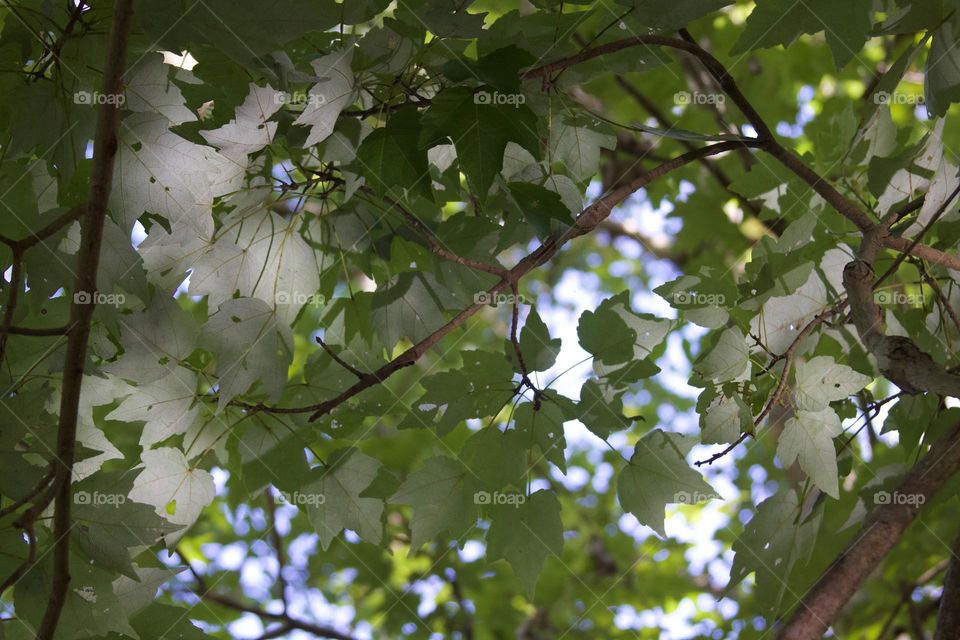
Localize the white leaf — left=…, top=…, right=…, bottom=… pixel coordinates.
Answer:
left=750, top=270, right=827, bottom=354
left=113, top=113, right=242, bottom=235
left=549, top=123, right=616, bottom=181
left=106, top=367, right=199, bottom=447
left=427, top=143, right=457, bottom=172
left=905, top=157, right=960, bottom=236
left=128, top=447, right=215, bottom=535
left=778, top=408, right=843, bottom=498
left=112, top=566, right=175, bottom=618
left=200, top=298, right=293, bottom=408
left=106, top=296, right=199, bottom=384
left=877, top=120, right=944, bottom=216
left=47, top=375, right=127, bottom=481
left=189, top=208, right=321, bottom=325
left=544, top=173, right=583, bottom=214
left=293, top=49, right=356, bottom=146
left=698, top=326, right=750, bottom=383
left=125, top=54, right=197, bottom=125
left=200, top=83, right=281, bottom=160
left=794, top=355, right=871, bottom=411
left=702, top=394, right=749, bottom=444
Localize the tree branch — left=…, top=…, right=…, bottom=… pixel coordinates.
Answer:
left=315, top=336, right=367, bottom=380
left=523, top=34, right=772, bottom=141
left=844, top=245, right=960, bottom=397
left=526, top=31, right=890, bottom=238
left=36, top=1, right=134, bottom=636
left=934, top=529, right=960, bottom=640
left=183, top=554, right=356, bottom=640
left=777, top=421, right=960, bottom=639
left=238, top=141, right=751, bottom=419
left=695, top=303, right=845, bottom=466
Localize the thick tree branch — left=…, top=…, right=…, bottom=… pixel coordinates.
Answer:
left=934, top=530, right=960, bottom=640
left=844, top=235, right=960, bottom=398
left=880, top=235, right=960, bottom=272
left=36, top=1, right=133, bottom=637
left=777, top=420, right=960, bottom=639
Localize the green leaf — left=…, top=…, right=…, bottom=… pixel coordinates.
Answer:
left=733, top=0, right=873, bottom=69
left=578, top=291, right=672, bottom=370
left=413, top=350, right=516, bottom=435
left=391, top=456, right=478, bottom=550
left=729, top=491, right=823, bottom=617
left=305, top=448, right=384, bottom=550
left=699, top=392, right=752, bottom=444
left=138, top=0, right=341, bottom=62
left=355, top=107, right=431, bottom=199
left=238, top=416, right=311, bottom=494
left=577, top=379, right=635, bottom=440
left=461, top=427, right=527, bottom=490
left=517, top=307, right=562, bottom=372
left=486, top=490, right=563, bottom=597
left=616, top=429, right=718, bottom=536
left=420, top=86, right=539, bottom=198
left=926, top=22, right=960, bottom=117
left=694, top=327, right=750, bottom=384
left=507, top=182, right=572, bottom=238
left=73, top=473, right=182, bottom=578
left=371, top=271, right=447, bottom=352
left=514, top=399, right=569, bottom=473
left=617, top=0, right=732, bottom=30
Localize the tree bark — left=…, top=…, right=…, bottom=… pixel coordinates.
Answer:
left=935, top=530, right=960, bottom=640
left=778, top=421, right=960, bottom=639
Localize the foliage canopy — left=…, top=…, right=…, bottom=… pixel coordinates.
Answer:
left=3, top=1, right=960, bottom=639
